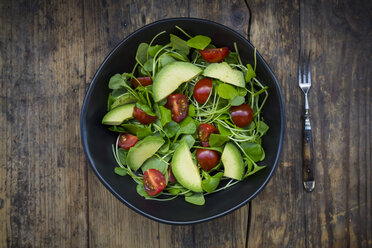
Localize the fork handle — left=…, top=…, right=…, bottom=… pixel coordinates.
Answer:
left=303, top=114, right=315, bottom=192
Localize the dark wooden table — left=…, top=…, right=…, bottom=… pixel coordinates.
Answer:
left=1, top=0, right=371, bottom=247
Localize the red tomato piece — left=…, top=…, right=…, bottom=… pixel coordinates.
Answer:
left=167, top=163, right=177, bottom=183
left=143, top=169, right=167, bottom=196
left=193, top=78, right=213, bottom=104
left=230, top=103, right=254, bottom=127
left=165, top=94, right=189, bottom=122
left=197, top=123, right=219, bottom=147
left=118, top=133, right=138, bottom=150
left=196, top=148, right=220, bottom=171
left=131, top=77, right=153, bottom=88
left=133, top=106, right=157, bottom=125
left=200, top=47, right=229, bottom=63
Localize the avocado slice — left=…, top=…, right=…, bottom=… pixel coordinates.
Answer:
left=152, top=62, right=202, bottom=102
left=110, top=93, right=136, bottom=110
left=172, top=142, right=203, bottom=192
left=202, top=62, right=245, bottom=88
left=102, top=103, right=135, bottom=125
left=126, top=136, right=165, bottom=171
left=221, top=142, right=245, bottom=180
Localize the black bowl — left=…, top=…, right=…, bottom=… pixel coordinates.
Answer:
left=81, top=18, right=284, bottom=225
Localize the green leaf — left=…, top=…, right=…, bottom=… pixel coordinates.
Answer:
left=139, top=66, right=148, bottom=76
left=245, top=121, right=256, bottom=132
left=136, top=184, right=150, bottom=198
left=241, top=142, right=265, bottom=162
left=231, top=96, right=245, bottom=106
left=186, top=35, right=211, bottom=50
left=143, top=58, right=153, bottom=72
left=194, top=146, right=224, bottom=153
left=169, top=183, right=191, bottom=195
left=108, top=126, right=126, bottom=133
left=246, top=159, right=253, bottom=172
left=257, top=121, right=269, bottom=136
left=188, top=104, right=196, bottom=117
left=217, top=83, right=238, bottom=99
left=107, top=94, right=116, bottom=111
left=136, top=43, right=149, bottom=65
left=164, top=121, right=180, bottom=138
left=217, top=122, right=232, bottom=136
left=238, top=88, right=248, bottom=97
left=136, top=89, right=147, bottom=103
left=159, top=106, right=172, bottom=126
left=114, top=167, right=127, bottom=176
left=141, top=157, right=168, bottom=175
left=159, top=53, right=176, bottom=67
left=109, top=74, right=125, bottom=90
left=111, top=87, right=127, bottom=98
left=181, top=134, right=195, bottom=148
left=168, top=188, right=181, bottom=195
left=135, top=102, right=156, bottom=116
left=245, top=64, right=256, bottom=82
left=148, top=44, right=162, bottom=57
left=185, top=191, right=193, bottom=197
left=245, top=164, right=267, bottom=177
left=201, top=172, right=223, bottom=193
left=209, top=133, right=230, bottom=147
left=136, top=126, right=153, bottom=139
left=158, top=139, right=170, bottom=155
left=225, top=51, right=239, bottom=64
left=185, top=192, right=205, bottom=205
left=117, top=148, right=127, bottom=165
left=178, top=116, right=197, bottom=135
left=120, top=123, right=139, bottom=134
left=170, top=34, right=190, bottom=55
left=168, top=51, right=189, bottom=62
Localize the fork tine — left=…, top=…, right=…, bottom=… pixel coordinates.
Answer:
left=298, top=50, right=303, bottom=86
left=306, top=50, right=311, bottom=84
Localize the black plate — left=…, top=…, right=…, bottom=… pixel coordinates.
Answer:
left=80, top=18, right=284, bottom=225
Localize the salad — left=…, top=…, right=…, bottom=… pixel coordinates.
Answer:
left=102, top=26, right=269, bottom=206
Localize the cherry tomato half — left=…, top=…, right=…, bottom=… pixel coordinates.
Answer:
left=165, top=94, right=189, bottom=122
left=196, top=148, right=220, bottom=171
left=131, top=77, right=153, bottom=88
left=167, top=164, right=177, bottom=183
left=118, top=133, right=138, bottom=150
left=133, top=106, right=157, bottom=125
left=200, top=47, right=229, bottom=63
left=143, top=169, right=167, bottom=196
left=198, top=123, right=219, bottom=147
left=230, top=103, right=254, bottom=127
left=193, top=78, right=213, bottom=104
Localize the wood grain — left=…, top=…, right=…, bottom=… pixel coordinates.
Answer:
left=302, top=1, right=372, bottom=247
left=246, top=1, right=306, bottom=247
left=0, top=0, right=88, bottom=247
left=248, top=0, right=372, bottom=247
left=0, top=0, right=371, bottom=247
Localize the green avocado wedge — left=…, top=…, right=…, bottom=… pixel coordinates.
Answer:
left=171, top=142, right=203, bottom=192
left=152, top=62, right=202, bottom=102
left=110, top=93, right=136, bottom=110
left=202, top=62, right=245, bottom=88
left=102, top=103, right=135, bottom=125
left=126, top=136, right=165, bottom=171
left=221, top=142, right=245, bottom=180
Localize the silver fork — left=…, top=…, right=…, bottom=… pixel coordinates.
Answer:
left=299, top=50, right=315, bottom=192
